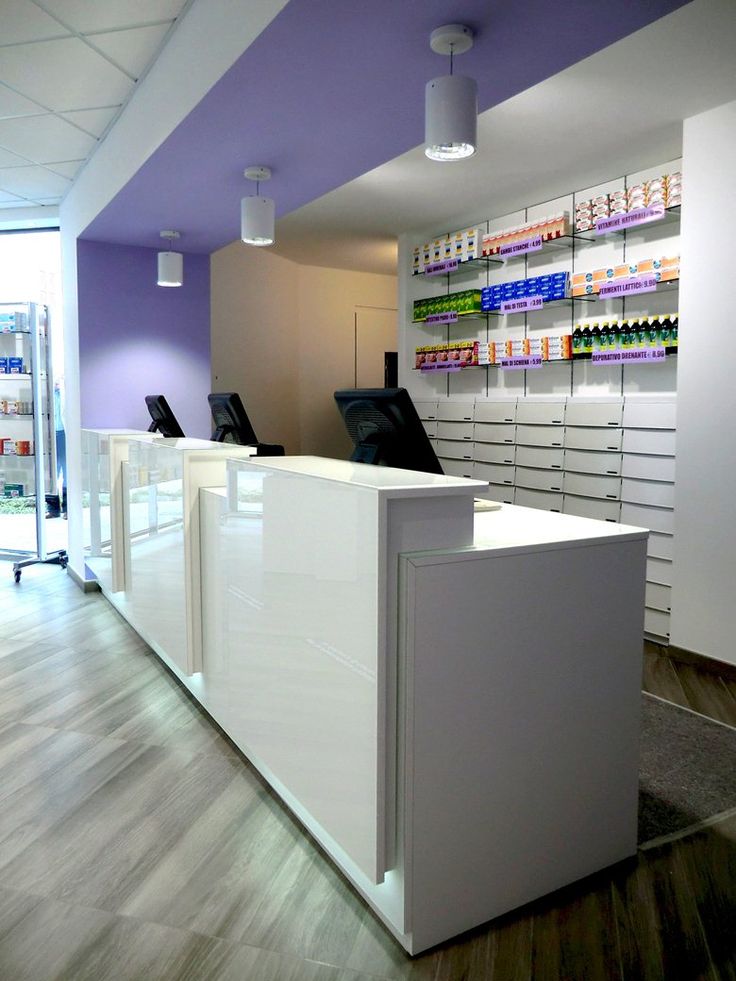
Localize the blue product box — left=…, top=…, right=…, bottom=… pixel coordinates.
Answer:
left=0, top=358, right=7, bottom=373
left=8, top=357, right=23, bottom=373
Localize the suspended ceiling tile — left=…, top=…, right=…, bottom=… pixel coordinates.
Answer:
left=0, top=37, right=133, bottom=112
left=43, top=159, right=84, bottom=179
left=0, top=115, right=97, bottom=163
left=59, top=106, right=120, bottom=138
left=0, top=85, right=45, bottom=120
left=0, top=145, right=31, bottom=167
left=0, top=189, right=27, bottom=203
left=0, top=165, right=71, bottom=198
left=0, top=196, right=36, bottom=207
left=87, top=23, right=172, bottom=79
left=37, top=0, right=187, bottom=34
left=0, top=0, right=71, bottom=45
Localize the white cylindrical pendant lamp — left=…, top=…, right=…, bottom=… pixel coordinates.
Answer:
left=425, top=73, right=478, bottom=161
left=157, top=249, right=183, bottom=287
left=241, top=194, right=275, bottom=246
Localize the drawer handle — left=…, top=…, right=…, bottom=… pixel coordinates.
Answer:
left=504, top=439, right=513, bottom=443
left=551, top=486, right=561, bottom=491
left=606, top=470, right=617, bottom=475
left=606, top=494, right=617, bottom=499
left=607, top=445, right=619, bottom=450
left=607, top=422, right=618, bottom=426
left=463, top=436, right=472, bottom=440
left=463, top=416, right=472, bottom=421
left=504, top=459, right=513, bottom=464
left=504, top=417, right=513, bottom=422
left=552, top=442, right=562, bottom=447
left=552, top=464, right=561, bottom=469
left=552, top=419, right=563, bottom=424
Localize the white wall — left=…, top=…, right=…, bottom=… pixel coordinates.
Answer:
left=210, top=245, right=397, bottom=459
left=669, top=99, right=736, bottom=664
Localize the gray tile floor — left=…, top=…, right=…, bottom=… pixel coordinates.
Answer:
left=0, top=563, right=734, bottom=980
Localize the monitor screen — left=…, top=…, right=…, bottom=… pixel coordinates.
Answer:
left=334, top=387, right=443, bottom=474
left=145, top=394, right=185, bottom=438
left=208, top=392, right=258, bottom=445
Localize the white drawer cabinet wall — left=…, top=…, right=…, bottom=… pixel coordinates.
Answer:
left=415, top=396, right=675, bottom=642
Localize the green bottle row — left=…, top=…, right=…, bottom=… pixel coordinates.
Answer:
left=572, top=313, right=678, bottom=359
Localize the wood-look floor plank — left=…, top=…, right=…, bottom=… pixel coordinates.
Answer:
left=613, top=846, right=719, bottom=981
left=0, top=884, right=383, bottom=981
left=641, top=649, right=689, bottom=708
left=671, top=661, right=736, bottom=728
left=0, top=567, right=734, bottom=979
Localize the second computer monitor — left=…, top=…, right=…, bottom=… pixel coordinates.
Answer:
left=145, top=394, right=185, bottom=438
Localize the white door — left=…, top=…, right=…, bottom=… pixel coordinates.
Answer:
left=355, top=307, right=397, bottom=388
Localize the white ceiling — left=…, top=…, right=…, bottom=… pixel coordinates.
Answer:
left=0, top=0, right=191, bottom=210
left=271, top=0, right=736, bottom=276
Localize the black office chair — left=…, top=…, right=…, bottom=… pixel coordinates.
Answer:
left=207, top=392, right=284, bottom=455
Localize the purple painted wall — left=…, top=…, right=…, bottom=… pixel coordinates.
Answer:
left=77, top=239, right=211, bottom=438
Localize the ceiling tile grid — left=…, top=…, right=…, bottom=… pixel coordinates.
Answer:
left=0, top=0, right=190, bottom=209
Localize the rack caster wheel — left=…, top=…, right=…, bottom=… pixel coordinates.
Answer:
left=60, top=556, right=68, bottom=570
left=14, top=570, right=21, bottom=584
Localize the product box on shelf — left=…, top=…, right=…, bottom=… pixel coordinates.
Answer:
left=8, top=357, right=24, bottom=374
left=412, top=226, right=482, bottom=274
left=481, top=271, right=569, bottom=311
left=571, top=256, right=680, bottom=296
left=4, top=483, right=24, bottom=498
left=0, top=358, right=6, bottom=373
left=0, top=310, right=28, bottom=332
left=481, top=213, right=569, bottom=257
left=415, top=339, right=489, bottom=369
left=2, top=439, right=16, bottom=455
left=413, top=289, right=482, bottom=321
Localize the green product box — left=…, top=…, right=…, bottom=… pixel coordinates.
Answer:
left=4, top=483, right=24, bottom=498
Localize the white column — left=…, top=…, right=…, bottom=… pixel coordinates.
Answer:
left=670, top=99, right=736, bottom=663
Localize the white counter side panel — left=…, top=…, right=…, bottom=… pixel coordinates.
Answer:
left=205, top=469, right=384, bottom=884
left=401, top=536, right=646, bottom=953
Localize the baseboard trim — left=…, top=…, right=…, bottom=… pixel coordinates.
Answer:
left=67, top=564, right=101, bottom=593
left=647, top=639, right=736, bottom=682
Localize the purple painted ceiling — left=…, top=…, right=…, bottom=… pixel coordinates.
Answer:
left=82, top=0, right=692, bottom=254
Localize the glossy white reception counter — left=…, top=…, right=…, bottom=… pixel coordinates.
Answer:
left=83, top=437, right=648, bottom=954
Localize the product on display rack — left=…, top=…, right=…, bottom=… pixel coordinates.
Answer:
left=572, top=313, right=679, bottom=360
left=575, top=171, right=682, bottom=232
left=412, top=289, right=483, bottom=322
left=412, top=226, right=481, bottom=275
left=481, top=213, right=570, bottom=257
left=481, top=271, right=570, bottom=311
left=571, top=255, right=679, bottom=296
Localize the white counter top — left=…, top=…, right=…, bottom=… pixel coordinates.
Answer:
left=472, top=502, right=647, bottom=552
left=236, top=455, right=488, bottom=497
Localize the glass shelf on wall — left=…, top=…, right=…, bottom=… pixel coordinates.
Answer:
left=412, top=314, right=488, bottom=327
left=416, top=255, right=505, bottom=278
left=413, top=351, right=678, bottom=372
left=573, top=206, right=681, bottom=243
left=0, top=373, right=32, bottom=380
left=571, top=278, right=680, bottom=302
left=0, top=330, right=32, bottom=337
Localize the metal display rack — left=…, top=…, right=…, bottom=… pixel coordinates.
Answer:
left=0, top=301, right=67, bottom=581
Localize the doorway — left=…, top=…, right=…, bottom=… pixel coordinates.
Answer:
left=354, top=306, right=397, bottom=388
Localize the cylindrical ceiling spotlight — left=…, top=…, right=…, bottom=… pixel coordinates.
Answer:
left=157, top=230, right=183, bottom=287
left=241, top=166, right=275, bottom=246
left=425, top=24, right=477, bottom=162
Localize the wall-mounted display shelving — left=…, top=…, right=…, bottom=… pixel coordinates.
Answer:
left=0, top=301, right=61, bottom=579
